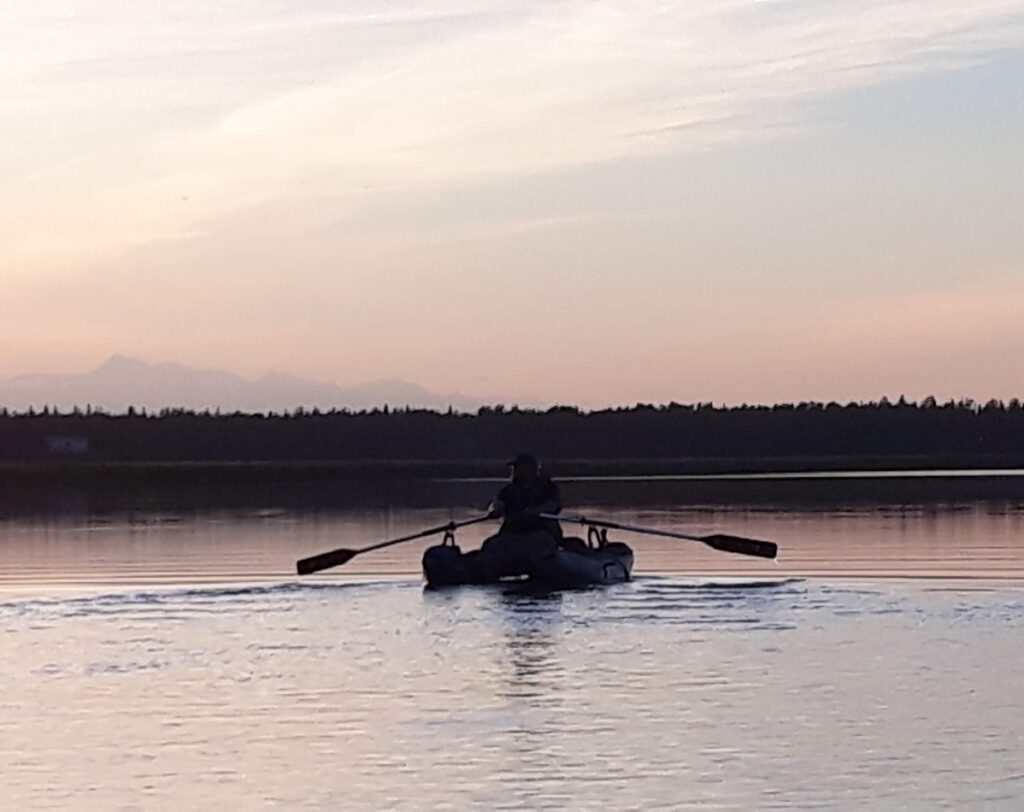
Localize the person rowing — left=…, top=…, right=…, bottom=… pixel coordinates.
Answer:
left=490, top=453, right=563, bottom=537
left=477, top=453, right=563, bottom=578
left=296, top=454, right=777, bottom=584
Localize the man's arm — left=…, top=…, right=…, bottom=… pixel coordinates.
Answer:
left=490, top=484, right=512, bottom=517
left=525, top=480, right=561, bottom=516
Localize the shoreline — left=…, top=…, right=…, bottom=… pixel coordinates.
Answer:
left=4, top=457, right=1024, bottom=518
left=5, top=453, right=1024, bottom=482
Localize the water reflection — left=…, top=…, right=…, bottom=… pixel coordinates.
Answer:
left=499, top=589, right=564, bottom=701
left=491, top=590, right=568, bottom=801
left=3, top=482, right=1024, bottom=593
left=8, top=469, right=1024, bottom=518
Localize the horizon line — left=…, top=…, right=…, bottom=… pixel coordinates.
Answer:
left=2, top=395, right=1020, bottom=418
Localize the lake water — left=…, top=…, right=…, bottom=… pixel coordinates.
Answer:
left=2, top=475, right=1023, bottom=809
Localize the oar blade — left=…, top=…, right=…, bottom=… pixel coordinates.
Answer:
left=296, top=548, right=359, bottom=575
left=702, top=534, right=778, bottom=560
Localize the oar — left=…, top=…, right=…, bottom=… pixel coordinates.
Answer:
left=296, top=515, right=494, bottom=575
left=544, top=514, right=778, bottom=560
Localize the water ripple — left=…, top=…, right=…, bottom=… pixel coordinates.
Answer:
left=2, top=574, right=1023, bottom=808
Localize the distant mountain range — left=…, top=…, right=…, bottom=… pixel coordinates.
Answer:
left=0, top=356, right=481, bottom=413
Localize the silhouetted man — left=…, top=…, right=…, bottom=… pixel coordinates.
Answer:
left=477, top=453, right=562, bottom=578
left=491, top=453, right=563, bottom=537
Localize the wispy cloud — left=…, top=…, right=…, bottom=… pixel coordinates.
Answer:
left=3, top=0, right=1023, bottom=273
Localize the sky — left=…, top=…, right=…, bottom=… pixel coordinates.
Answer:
left=2, top=0, right=1023, bottom=407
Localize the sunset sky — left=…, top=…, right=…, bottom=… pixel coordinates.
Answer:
left=3, top=1, right=1023, bottom=407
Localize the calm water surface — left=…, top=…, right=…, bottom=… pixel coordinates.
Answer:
left=2, top=477, right=1023, bottom=809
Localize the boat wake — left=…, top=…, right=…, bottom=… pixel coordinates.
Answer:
left=632, top=575, right=806, bottom=590
left=0, top=578, right=412, bottom=621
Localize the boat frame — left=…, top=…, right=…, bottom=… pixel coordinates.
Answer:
left=422, top=523, right=634, bottom=589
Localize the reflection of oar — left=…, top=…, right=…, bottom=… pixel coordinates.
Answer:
left=544, top=514, right=778, bottom=560
left=296, top=515, right=494, bottom=575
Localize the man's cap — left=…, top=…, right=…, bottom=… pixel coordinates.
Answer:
left=507, top=452, right=538, bottom=467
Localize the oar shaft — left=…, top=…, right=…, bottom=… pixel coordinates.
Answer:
left=296, top=514, right=493, bottom=575
left=357, top=515, right=492, bottom=555
left=546, top=513, right=778, bottom=560
left=548, top=514, right=705, bottom=543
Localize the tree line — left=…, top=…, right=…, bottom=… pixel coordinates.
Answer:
left=2, top=397, right=1023, bottom=465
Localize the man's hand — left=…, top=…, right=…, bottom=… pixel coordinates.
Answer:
left=533, top=501, right=561, bottom=517
left=488, top=500, right=506, bottom=519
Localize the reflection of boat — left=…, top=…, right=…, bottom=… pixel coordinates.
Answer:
left=422, top=529, right=633, bottom=589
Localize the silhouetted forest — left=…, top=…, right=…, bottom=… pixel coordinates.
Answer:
left=2, top=398, right=1023, bottom=469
